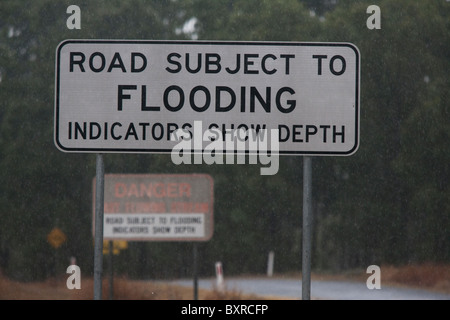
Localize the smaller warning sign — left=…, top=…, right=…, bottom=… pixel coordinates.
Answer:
left=93, top=174, right=214, bottom=241
left=47, top=227, right=67, bottom=248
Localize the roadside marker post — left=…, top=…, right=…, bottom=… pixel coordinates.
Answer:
left=267, top=251, right=274, bottom=277
left=215, top=261, right=224, bottom=291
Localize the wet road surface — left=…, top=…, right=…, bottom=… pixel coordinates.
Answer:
left=171, top=277, right=450, bottom=300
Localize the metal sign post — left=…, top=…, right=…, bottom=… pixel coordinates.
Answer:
left=302, top=156, right=313, bottom=300
left=193, top=243, right=199, bottom=300
left=93, top=154, right=105, bottom=300
left=108, top=240, right=114, bottom=300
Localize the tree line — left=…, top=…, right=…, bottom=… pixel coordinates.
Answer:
left=0, top=0, right=448, bottom=281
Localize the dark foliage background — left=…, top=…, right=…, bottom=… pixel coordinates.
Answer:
left=0, top=0, right=448, bottom=281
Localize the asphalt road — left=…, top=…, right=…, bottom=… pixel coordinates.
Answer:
left=171, top=277, right=450, bottom=300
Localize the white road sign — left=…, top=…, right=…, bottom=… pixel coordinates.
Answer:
left=55, top=40, right=360, bottom=155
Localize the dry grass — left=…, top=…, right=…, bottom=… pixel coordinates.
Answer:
left=0, top=273, right=260, bottom=300
left=0, top=263, right=449, bottom=300
left=379, top=263, right=450, bottom=293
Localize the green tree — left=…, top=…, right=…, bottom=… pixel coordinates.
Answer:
left=0, top=0, right=187, bottom=280
left=313, top=0, right=450, bottom=269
